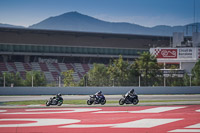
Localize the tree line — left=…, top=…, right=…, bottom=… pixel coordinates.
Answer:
left=0, top=52, right=200, bottom=87
left=64, top=52, right=200, bottom=87
left=0, top=71, right=46, bottom=87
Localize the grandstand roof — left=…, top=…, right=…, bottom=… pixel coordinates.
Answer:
left=0, top=27, right=170, bottom=49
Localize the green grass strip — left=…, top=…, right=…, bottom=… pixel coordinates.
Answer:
left=3, top=100, right=200, bottom=105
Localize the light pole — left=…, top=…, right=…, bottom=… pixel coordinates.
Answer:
left=164, top=77, right=166, bottom=87
left=32, top=75, right=33, bottom=87
left=139, top=75, right=141, bottom=87
left=112, top=79, right=115, bottom=87
left=189, top=74, right=192, bottom=87
left=3, top=74, right=5, bottom=87
left=84, top=75, right=87, bottom=87
left=59, top=76, right=61, bottom=87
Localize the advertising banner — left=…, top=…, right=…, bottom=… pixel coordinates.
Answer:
left=150, top=48, right=198, bottom=59
left=151, top=49, right=177, bottom=59
left=178, top=48, right=194, bottom=59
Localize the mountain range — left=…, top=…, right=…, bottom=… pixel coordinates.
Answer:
left=1, top=11, right=199, bottom=36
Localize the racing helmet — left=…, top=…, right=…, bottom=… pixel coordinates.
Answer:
left=98, top=91, right=102, bottom=94
left=130, top=89, right=134, bottom=93
left=57, top=93, right=62, bottom=96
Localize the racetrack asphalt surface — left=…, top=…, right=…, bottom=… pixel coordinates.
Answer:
left=0, top=95, right=200, bottom=133
left=0, top=105, right=200, bottom=133
left=0, top=95, right=199, bottom=107
left=1, top=95, right=200, bottom=102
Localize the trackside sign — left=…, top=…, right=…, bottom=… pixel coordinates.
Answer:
left=179, top=48, right=193, bottom=58
left=150, top=48, right=199, bottom=59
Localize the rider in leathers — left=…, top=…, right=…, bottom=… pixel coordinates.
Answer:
left=56, top=93, right=63, bottom=102
left=95, top=91, right=104, bottom=103
left=125, top=89, right=137, bottom=102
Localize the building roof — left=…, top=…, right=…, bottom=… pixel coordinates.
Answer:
left=0, top=27, right=171, bottom=49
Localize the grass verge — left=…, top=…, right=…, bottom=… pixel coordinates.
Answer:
left=3, top=100, right=200, bottom=105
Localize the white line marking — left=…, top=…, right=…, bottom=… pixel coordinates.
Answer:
left=196, top=109, right=200, bottom=112
left=130, top=107, right=186, bottom=113
left=93, top=111, right=129, bottom=113
left=94, top=107, right=186, bottom=114
left=26, top=108, right=101, bottom=112
left=186, top=123, right=200, bottom=128
left=0, top=119, right=80, bottom=127
left=113, top=119, right=182, bottom=128
left=169, top=123, right=200, bottom=132
left=169, top=129, right=200, bottom=132
left=27, top=105, right=43, bottom=107
left=61, top=124, right=114, bottom=128
left=0, top=110, right=6, bottom=113
left=3, top=108, right=101, bottom=114
left=60, top=119, right=182, bottom=128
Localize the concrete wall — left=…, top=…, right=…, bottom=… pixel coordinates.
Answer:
left=0, top=86, right=200, bottom=95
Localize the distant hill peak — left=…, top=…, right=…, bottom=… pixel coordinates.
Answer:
left=1, top=11, right=199, bottom=36
left=61, top=11, right=82, bottom=15
left=0, top=23, right=25, bottom=28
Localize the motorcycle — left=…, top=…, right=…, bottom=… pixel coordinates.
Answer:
left=119, top=93, right=139, bottom=105
left=46, top=97, right=63, bottom=106
left=87, top=95, right=106, bottom=105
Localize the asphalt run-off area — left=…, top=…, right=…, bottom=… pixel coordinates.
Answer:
left=0, top=105, right=200, bottom=133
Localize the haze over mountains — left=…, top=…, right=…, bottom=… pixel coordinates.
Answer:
left=1, top=11, right=199, bottom=36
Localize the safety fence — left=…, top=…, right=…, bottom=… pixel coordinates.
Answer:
left=0, top=86, right=200, bottom=95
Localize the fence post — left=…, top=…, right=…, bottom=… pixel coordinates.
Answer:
left=32, top=75, right=33, bottom=87
left=3, top=74, right=5, bottom=87
left=189, top=74, right=192, bottom=87
left=139, top=75, right=141, bottom=87
left=59, top=76, right=61, bottom=87
left=164, top=77, right=166, bottom=87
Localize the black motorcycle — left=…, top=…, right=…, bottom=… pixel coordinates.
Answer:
left=46, top=97, right=63, bottom=106
left=119, top=93, right=139, bottom=105
left=87, top=95, right=106, bottom=105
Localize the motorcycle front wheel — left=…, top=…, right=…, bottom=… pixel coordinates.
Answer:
left=119, top=98, right=125, bottom=105
left=133, top=99, right=139, bottom=105
left=101, top=99, right=106, bottom=105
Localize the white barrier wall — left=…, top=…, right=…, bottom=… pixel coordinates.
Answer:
left=0, top=86, right=200, bottom=95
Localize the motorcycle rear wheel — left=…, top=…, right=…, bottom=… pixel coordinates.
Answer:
left=87, top=100, right=92, bottom=105
left=119, top=98, right=125, bottom=105
left=46, top=101, right=50, bottom=106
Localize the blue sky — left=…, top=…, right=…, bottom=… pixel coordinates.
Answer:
left=0, top=0, right=199, bottom=27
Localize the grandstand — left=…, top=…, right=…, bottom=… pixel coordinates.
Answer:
left=0, top=27, right=171, bottom=83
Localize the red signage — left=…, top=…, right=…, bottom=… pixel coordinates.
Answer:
left=154, top=49, right=177, bottom=58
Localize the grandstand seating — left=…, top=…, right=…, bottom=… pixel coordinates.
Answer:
left=0, top=62, right=93, bottom=83
left=82, top=64, right=90, bottom=72
left=58, top=63, right=68, bottom=72
left=15, top=62, right=25, bottom=71
left=52, top=63, right=61, bottom=72
left=0, top=62, right=7, bottom=72
left=44, top=71, right=55, bottom=81
left=39, top=63, right=49, bottom=71
left=23, top=63, right=32, bottom=71
left=51, top=71, right=59, bottom=81
left=31, top=62, right=41, bottom=71
left=66, top=63, right=74, bottom=70
left=7, top=62, right=17, bottom=71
